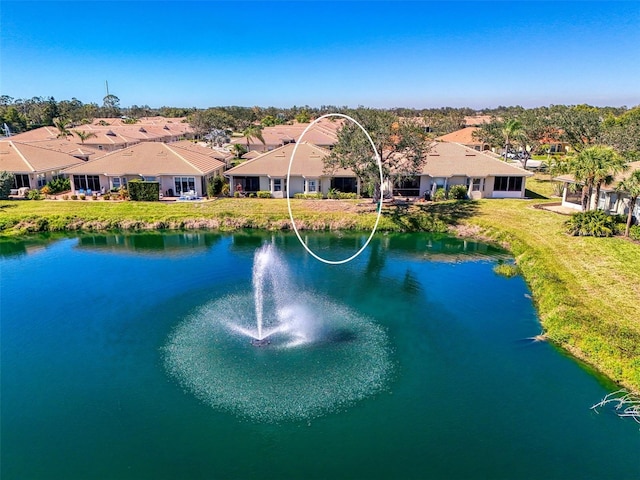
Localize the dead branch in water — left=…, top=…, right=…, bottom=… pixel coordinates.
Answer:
left=591, top=389, right=640, bottom=425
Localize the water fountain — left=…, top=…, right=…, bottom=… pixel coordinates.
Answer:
left=163, top=243, right=392, bottom=422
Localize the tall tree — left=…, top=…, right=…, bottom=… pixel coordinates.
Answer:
left=325, top=109, right=429, bottom=201
left=102, top=94, right=121, bottom=118
left=616, top=169, right=640, bottom=237
left=53, top=117, right=72, bottom=139
left=563, top=146, right=627, bottom=211
left=242, top=125, right=265, bottom=151
left=500, top=119, right=524, bottom=162
left=551, top=104, right=604, bottom=152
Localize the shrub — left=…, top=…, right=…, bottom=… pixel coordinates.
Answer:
left=630, top=225, right=640, bottom=241
left=102, top=193, right=111, bottom=200
left=433, top=188, right=447, bottom=201
left=294, top=192, right=324, bottom=199
left=207, top=175, right=227, bottom=197
left=28, top=189, right=42, bottom=200
left=46, top=177, right=71, bottom=194
left=221, top=184, right=230, bottom=196
left=62, top=194, right=69, bottom=200
left=128, top=180, right=159, bottom=201
left=327, top=188, right=357, bottom=199
left=40, top=185, right=52, bottom=196
left=70, top=194, right=78, bottom=200
left=79, top=194, right=86, bottom=200
left=234, top=191, right=241, bottom=198
left=449, top=185, right=468, bottom=200
left=565, top=210, right=618, bottom=237
left=0, top=171, right=14, bottom=199
left=119, top=187, right=129, bottom=200
left=257, top=191, right=272, bottom=198
left=92, top=194, right=99, bottom=200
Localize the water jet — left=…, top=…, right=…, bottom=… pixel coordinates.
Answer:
left=163, top=243, right=392, bottom=422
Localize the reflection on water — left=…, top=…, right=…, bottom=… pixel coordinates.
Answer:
left=76, top=232, right=222, bottom=256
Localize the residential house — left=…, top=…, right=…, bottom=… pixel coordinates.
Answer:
left=224, top=142, right=357, bottom=197
left=0, top=140, right=85, bottom=191
left=436, top=127, right=490, bottom=151
left=230, top=119, right=340, bottom=152
left=62, top=141, right=226, bottom=197
left=555, top=161, right=640, bottom=221
left=393, top=142, right=533, bottom=199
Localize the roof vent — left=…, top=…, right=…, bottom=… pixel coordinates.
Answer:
left=106, top=130, right=116, bottom=136
left=139, top=127, right=147, bottom=133
left=163, top=125, right=170, bottom=130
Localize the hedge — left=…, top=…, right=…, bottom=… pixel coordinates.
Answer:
left=128, top=180, right=160, bottom=201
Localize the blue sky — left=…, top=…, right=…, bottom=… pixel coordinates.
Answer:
left=1, top=1, right=639, bottom=109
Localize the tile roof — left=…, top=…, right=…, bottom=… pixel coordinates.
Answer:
left=230, top=119, right=341, bottom=148
left=0, top=140, right=85, bottom=173
left=169, top=140, right=232, bottom=161
left=419, top=142, right=533, bottom=178
left=225, top=142, right=352, bottom=177
left=436, top=127, right=484, bottom=145
left=62, top=141, right=225, bottom=176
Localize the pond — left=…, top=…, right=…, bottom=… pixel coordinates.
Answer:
left=1, top=231, right=638, bottom=479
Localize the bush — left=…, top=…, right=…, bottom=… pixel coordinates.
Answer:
left=40, top=185, right=52, bottom=196
left=128, top=180, right=159, bottom=201
left=449, top=185, right=468, bottom=200
left=234, top=191, right=241, bottom=198
left=79, top=194, right=86, bottom=200
left=62, top=194, right=69, bottom=200
left=27, top=189, right=42, bottom=200
left=207, top=175, right=227, bottom=197
left=257, top=191, right=272, bottom=198
left=119, top=187, right=129, bottom=200
left=565, top=210, right=618, bottom=237
left=630, top=225, right=640, bottom=241
left=294, top=193, right=324, bottom=199
left=433, top=188, right=447, bottom=201
left=70, top=194, right=78, bottom=200
left=46, top=177, right=71, bottom=194
left=221, top=184, right=230, bottom=196
left=0, top=171, right=14, bottom=200
left=327, top=188, right=357, bottom=199
left=102, top=193, right=111, bottom=200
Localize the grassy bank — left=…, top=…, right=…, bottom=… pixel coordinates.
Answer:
left=461, top=198, right=640, bottom=392
left=2, top=177, right=639, bottom=392
left=0, top=197, right=469, bottom=236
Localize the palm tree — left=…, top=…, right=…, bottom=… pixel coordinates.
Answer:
left=567, top=146, right=627, bottom=211
left=231, top=143, right=247, bottom=159
left=53, top=117, right=72, bottom=139
left=242, top=125, right=265, bottom=151
left=72, top=130, right=97, bottom=144
left=616, top=169, right=640, bottom=237
left=592, top=147, right=627, bottom=208
left=501, top=119, right=523, bottom=162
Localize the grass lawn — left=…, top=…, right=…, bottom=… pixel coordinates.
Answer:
left=1, top=173, right=639, bottom=391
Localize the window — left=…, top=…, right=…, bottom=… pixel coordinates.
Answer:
left=143, top=176, right=156, bottom=182
left=13, top=174, right=30, bottom=189
left=331, top=177, right=357, bottom=193
left=393, top=176, right=420, bottom=196
left=174, top=176, right=196, bottom=194
left=494, top=176, right=523, bottom=192
left=73, top=175, right=101, bottom=191
left=112, top=177, right=121, bottom=190
left=472, top=178, right=482, bottom=191
left=273, top=178, right=282, bottom=192
left=37, top=173, right=47, bottom=188
left=306, top=179, right=317, bottom=192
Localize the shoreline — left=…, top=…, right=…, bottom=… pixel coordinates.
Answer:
left=1, top=197, right=638, bottom=394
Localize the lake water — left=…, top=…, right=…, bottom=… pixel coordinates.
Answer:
left=1, top=231, right=638, bottom=479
